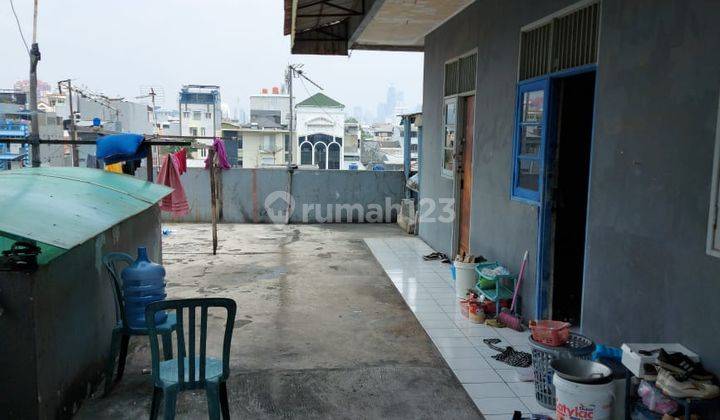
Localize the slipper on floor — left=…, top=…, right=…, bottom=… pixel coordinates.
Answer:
left=423, top=252, right=442, bottom=261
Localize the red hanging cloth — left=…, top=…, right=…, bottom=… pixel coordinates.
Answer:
left=157, top=154, right=190, bottom=216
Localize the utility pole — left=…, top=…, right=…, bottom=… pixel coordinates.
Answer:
left=59, top=80, right=79, bottom=166
left=29, top=0, right=41, bottom=167
left=136, top=87, right=159, bottom=166
left=286, top=65, right=294, bottom=164
left=286, top=64, right=323, bottom=165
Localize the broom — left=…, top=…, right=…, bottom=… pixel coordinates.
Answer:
left=498, top=250, right=528, bottom=332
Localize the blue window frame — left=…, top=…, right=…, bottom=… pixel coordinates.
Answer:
left=511, top=78, right=549, bottom=203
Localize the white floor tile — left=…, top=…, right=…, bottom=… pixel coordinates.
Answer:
left=471, top=397, right=528, bottom=415
left=473, top=344, right=504, bottom=357
left=453, top=369, right=503, bottom=384
left=445, top=357, right=490, bottom=370
left=425, top=328, right=466, bottom=338
left=457, top=324, right=502, bottom=338
left=463, top=382, right=514, bottom=399
left=365, top=237, right=543, bottom=417
left=521, top=396, right=555, bottom=416
left=468, top=336, right=509, bottom=347
left=402, top=295, right=436, bottom=305
left=414, top=312, right=452, bottom=322
left=419, top=319, right=459, bottom=329
left=431, top=336, right=475, bottom=348
left=440, top=304, right=459, bottom=313
left=497, top=329, right=532, bottom=346
left=439, top=346, right=482, bottom=359
left=495, top=369, right=533, bottom=383
left=408, top=302, right=445, bottom=314
left=427, top=289, right=455, bottom=299
left=508, top=381, right=535, bottom=398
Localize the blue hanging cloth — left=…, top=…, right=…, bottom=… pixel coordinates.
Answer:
left=96, top=133, right=147, bottom=165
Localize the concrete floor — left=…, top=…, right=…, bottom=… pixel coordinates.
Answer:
left=77, top=223, right=482, bottom=419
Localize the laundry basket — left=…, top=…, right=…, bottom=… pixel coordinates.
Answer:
left=528, top=332, right=595, bottom=410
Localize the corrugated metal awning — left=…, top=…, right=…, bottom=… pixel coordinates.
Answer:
left=284, top=0, right=474, bottom=55
left=285, top=0, right=367, bottom=55
left=0, top=168, right=171, bottom=260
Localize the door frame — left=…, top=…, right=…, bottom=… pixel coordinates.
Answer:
left=449, top=92, right=477, bottom=258
left=442, top=49, right=478, bottom=258
left=457, top=95, right=476, bottom=255
left=534, top=64, right=598, bottom=320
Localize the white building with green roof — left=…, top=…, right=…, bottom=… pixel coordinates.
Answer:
left=295, top=92, right=345, bottom=170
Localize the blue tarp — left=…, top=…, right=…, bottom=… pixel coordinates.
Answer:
left=96, top=133, right=147, bottom=164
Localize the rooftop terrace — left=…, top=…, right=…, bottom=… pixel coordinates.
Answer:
left=76, top=223, right=480, bottom=419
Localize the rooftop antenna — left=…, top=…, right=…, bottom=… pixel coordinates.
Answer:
left=136, top=86, right=163, bottom=133
left=136, top=86, right=165, bottom=167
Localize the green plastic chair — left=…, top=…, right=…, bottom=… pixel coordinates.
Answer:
left=145, top=298, right=236, bottom=420
left=102, top=252, right=177, bottom=396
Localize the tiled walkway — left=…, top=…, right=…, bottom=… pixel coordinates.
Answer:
left=365, top=236, right=556, bottom=419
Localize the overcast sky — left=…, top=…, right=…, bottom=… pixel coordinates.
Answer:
left=1, top=0, right=423, bottom=120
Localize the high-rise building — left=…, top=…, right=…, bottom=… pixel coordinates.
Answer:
left=249, top=87, right=291, bottom=127
left=178, top=85, right=221, bottom=157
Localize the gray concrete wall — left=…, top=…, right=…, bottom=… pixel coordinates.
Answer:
left=420, top=0, right=576, bottom=320
left=421, top=0, right=720, bottom=376
left=0, top=206, right=162, bottom=419
left=161, top=168, right=405, bottom=223
left=583, top=0, right=720, bottom=373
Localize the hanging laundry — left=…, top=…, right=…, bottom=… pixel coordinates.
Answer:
left=96, top=133, right=147, bottom=164
left=204, top=138, right=231, bottom=170
left=173, top=148, right=188, bottom=175
left=157, top=154, right=190, bottom=216
left=105, top=162, right=123, bottom=173
left=122, top=159, right=142, bottom=175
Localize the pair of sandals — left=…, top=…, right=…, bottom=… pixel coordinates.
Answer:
left=423, top=252, right=450, bottom=263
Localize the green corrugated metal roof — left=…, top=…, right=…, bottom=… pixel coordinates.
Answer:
left=296, top=92, right=344, bottom=108
left=0, top=168, right=171, bottom=263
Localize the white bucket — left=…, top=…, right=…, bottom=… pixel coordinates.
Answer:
left=553, top=373, right=614, bottom=420
left=453, top=261, right=478, bottom=298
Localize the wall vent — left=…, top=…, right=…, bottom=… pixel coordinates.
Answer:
left=458, top=54, right=477, bottom=93
left=444, top=61, right=460, bottom=96
left=519, top=1, right=600, bottom=81
left=519, top=24, right=552, bottom=81
left=445, top=52, right=477, bottom=96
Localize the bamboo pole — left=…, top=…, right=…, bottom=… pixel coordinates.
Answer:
left=208, top=148, right=218, bottom=255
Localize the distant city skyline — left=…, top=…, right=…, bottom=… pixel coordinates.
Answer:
left=0, top=0, right=423, bottom=126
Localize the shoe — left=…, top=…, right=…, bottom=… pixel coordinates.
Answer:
left=656, top=349, right=715, bottom=381
left=642, top=363, right=658, bottom=381
left=656, top=369, right=720, bottom=399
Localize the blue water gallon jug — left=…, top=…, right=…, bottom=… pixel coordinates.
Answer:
left=121, top=247, right=168, bottom=329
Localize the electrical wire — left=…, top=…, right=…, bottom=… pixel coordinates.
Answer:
left=298, top=76, right=343, bottom=127
left=8, top=0, right=30, bottom=54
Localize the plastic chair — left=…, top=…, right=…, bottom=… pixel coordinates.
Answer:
left=102, top=252, right=177, bottom=396
left=145, top=298, right=236, bottom=420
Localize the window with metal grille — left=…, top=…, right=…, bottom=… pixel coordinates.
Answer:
left=459, top=54, right=477, bottom=93
left=519, top=24, right=552, bottom=81
left=519, top=1, right=600, bottom=81
left=444, top=52, right=476, bottom=96
left=444, top=61, right=459, bottom=96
